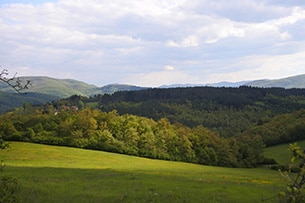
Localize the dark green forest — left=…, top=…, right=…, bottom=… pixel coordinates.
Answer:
left=2, top=86, right=305, bottom=168
left=92, top=86, right=305, bottom=139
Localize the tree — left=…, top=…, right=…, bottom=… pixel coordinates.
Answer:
left=0, top=68, right=31, bottom=93
left=279, top=143, right=305, bottom=202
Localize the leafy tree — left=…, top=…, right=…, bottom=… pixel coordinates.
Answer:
left=0, top=104, right=266, bottom=168
left=74, top=108, right=98, bottom=138
left=279, top=143, right=305, bottom=202
left=175, top=124, right=195, bottom=162
left=235, top=134, right=264, bottom=167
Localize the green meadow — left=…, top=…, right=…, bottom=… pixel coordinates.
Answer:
left=264, top=140, right=305, bottom=165
left=1, top=142, right=284, bottom=202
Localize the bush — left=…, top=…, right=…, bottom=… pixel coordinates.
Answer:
left=0, top=175, right=18, bottom=203
left=0, top=161, right=18, bottom=203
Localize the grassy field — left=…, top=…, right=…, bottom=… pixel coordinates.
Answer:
left=264, top=140, right=305, bottom=165
left=1, top=142, right=284, bottom=202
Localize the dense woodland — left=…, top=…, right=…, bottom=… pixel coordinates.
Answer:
left=2, top=86, right=305, bottom=168
left=79, top=86, right=305, bottom=139
left=0, top=107, right=264, bottom=167
left=95, top=86, right=305, bottom=138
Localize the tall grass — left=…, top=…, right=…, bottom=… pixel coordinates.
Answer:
left=1, top=142, right=283, bottom=202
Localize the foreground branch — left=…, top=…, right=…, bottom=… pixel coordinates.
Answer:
left=0, top=69, right=31, bottom=93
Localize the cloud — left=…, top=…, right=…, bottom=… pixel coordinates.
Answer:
left=209, top=50, right=305, bottom=82
left=0, top=0, right=305, bottom=86
left=164, top=65, right=175, bottom=71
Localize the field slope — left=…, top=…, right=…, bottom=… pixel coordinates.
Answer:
left=264, top=140, right=305, bottom=165
left=1, top=142, right=283, bottom=202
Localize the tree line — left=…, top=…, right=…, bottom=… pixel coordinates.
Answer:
left=0, top=107, right=264, bottom=168
left=3, top=86, right=305, bottom=168
left=55, top=86, right=305, bottom=139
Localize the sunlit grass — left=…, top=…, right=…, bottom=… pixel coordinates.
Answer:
left=1, top=142, right=284, bottom=202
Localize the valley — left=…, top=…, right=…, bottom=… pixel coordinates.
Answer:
left=2, top=74, right=305, bottom=202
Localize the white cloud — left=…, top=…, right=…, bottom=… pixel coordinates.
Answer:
left=274, top=7, right=305, bottom=25
left=0, top=0, right=305, bottom=86
left=164, top=65, right=175, bottom=71
left=209, top=51, right=305, bottom=82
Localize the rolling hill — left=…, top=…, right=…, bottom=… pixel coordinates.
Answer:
left=0, top=76, right=145, bottom=113
left=1, top=73, right=305, bottom=113
left=0, top=76, right=101, bottom=97
left=159, top=81, right=250, bottom=88
left=0, top=91, right=60, bottom=114
left=162, top=74, right=305, bottom=89
left=0, top=76, right=146, bottom=97
left=245, top=74, right=305, bottom=88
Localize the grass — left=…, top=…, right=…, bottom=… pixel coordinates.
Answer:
left=1, top=142, right=284, bottom=202
left=264, top=140, right=305, bottom=165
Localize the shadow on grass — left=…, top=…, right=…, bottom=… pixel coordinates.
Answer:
left=3, top=166, right=280, bottom=203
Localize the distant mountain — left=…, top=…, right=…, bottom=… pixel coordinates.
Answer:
left=245, top=74, right=305, bottom=88
left=0, top=76, right=149, bottom=112
left=159, top=81, right=249, bottom=88
left=0, top=76, right=101, bottom=98
left=160, top=74, right=305, bottom=89
left=99, top=84, right=147, bottom=94
left=206, top=81, right=250, bottom=87
left=2, top=74, right=305, bottom=113
left=0, top=76, right=147, bottom=97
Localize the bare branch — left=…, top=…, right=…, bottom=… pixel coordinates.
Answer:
left=0, top=68, right=32, bottom=93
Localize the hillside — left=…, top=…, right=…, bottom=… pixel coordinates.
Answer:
left=99, top=84, right=147, bottom=94
left=0, top=76, right=144, bottom=112
left=0, top=76, right=146, bottom=97
left=96, top=86, right=305, bottom=138
left=160, top=81, right=249, bottom=88
left=2, top=73, right=305, bottom=113
left=160, top=74, right=305, bottom=89
left=0, top=142, right=282, bottom=202
left=0, top=76, right=100, bottom=97
left=246, top=74, right=305, bottom=88
left=242, top=109, right=305, bottom=146
left=1, top=106, right=263, bottom=168
left=264, top=140, right=305, bottom=165
left=4, top=85, right=305, bottom=168
left=0, top=91, right=59, bottom=114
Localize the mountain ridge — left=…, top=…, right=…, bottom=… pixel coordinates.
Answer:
left=1, top=73, right=305, bottom=113
left=245, top=74, right=305, bottom=88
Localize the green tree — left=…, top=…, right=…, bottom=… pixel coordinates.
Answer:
left=279, top=143, right=305, bottom=202
left=175, top=124, right=195, bottom=162
left=75, top=108, right=98, bottom=138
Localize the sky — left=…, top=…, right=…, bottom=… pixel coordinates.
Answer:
left=1, top=0, right=305, bottom=87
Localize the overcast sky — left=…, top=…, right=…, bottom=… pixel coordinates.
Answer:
left=1, top=0, right=305, bottom=87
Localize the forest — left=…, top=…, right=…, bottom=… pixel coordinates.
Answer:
left=95, top=86, right=305, bottom=138
left=2, top=86, right=305, bottom=168
left=0, top=107, right=264, bottom=168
